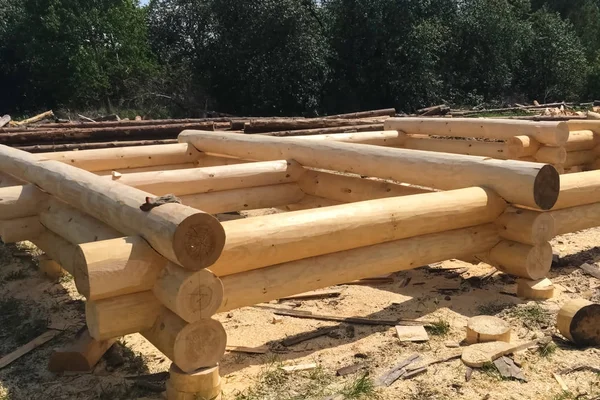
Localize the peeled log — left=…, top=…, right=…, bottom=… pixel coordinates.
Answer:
left=384, top=118, right=569, bottom=146
left=324, top=108, right=396, bottom=119
left=74, top=237, right=165, bottom=300
left=0, top=216, right=44, bottom=243
left=39, top=199, right=120, bottom=245
left=282, top=196, right=342, bottom=211
left=211, top=188, right=506, bottom=277
left=40, top=143, right=202, bottom=173
left=107, top=160, right=303, bottom=197
left=487, top=241, right=552, bottom=280
left=403, top=136, right=508, bottom=159
left=17, top=139, right=178, bottom=153
left=298, top=170, right=430, bottom=203
left=465, top=316, right=511, bottom=344
left=565, top=130, right=597, bottom=152
left=566, top=120, right=600, bottom=133
left=180, top=184, right=305, bottom=214
left=507, top=136, right=541, bottom=158
left=0, top=123, right=215, bottom=145
left=179, top=131, right=560, bottom=210
left=141, top=311, right=227, bottom=373
left=292, top=130, right=406, bottom=146
left=0, top=145, right=225, bottom=270
left=0, top=185, right=48, bottom=218
left=86, top=292, right=162, bottom=340
left=495, top=207, right=555, bottom=245
left=550, top=202, right=600, bottom=235
left=153, top=264, right=224, bottom=322
left=0, top=172, right=24, bottom=188
left=534, top=146, right=567, bottom=164
left=31, top=230, right=78, bottom=274
left=564, top=150, right=597, bottom=168
left=553, top=170, right=600, bottom=209
left=556, top=299, right=600, bottom=346
left=218, top=224, right=500, bottom=311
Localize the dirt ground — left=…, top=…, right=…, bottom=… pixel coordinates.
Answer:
left=0, top=225, right=599, bottom=400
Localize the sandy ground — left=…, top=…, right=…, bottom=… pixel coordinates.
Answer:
left=0, top=226, right=599, bottom=400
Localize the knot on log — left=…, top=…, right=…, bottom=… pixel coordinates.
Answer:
left=141, top=194, right=182, bottom=212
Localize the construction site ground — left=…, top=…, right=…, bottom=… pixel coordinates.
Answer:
left=0, top=221, right=599, bottom=400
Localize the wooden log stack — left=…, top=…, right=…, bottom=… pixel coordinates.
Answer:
left=5, top=119, right=600, bottom=398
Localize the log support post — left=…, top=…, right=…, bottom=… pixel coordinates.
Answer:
left=167, top=364, right=222, bottom=400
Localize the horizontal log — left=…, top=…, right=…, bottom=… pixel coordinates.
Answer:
left=299, top=170, right=430, bottom=203
left=180, top=183, right=305, bottom=214
left=0, top=216, right=44, bottom=243
left=291, top=130, right=406, bottom=146
left=141, top=310, right=227, bottom=373
left=179, top=131, right=560, bottom=209
left=534, top=146, right=567, bottom=164
left=565, top=130, right=597, bottom=152
left=323, top=108, right=396, bottom=119
left=384, top=118, right=569, bottom=146
left=0, top=185, right=48, bottom=218
left=281, top=195, right=342, bottom=211
left=31, top=230, right=78, bottom=274
left=0, top=123, right=215, bottom=145
left=566, top=120, right=600, bottom=133
left=106, top=160, right=303, bottom=196
left=245, top=118, right=383, bottom=134
left=564, top=150, right=597, bottom=168
left=33, top=118, right=230, bottom=130
left=495, top=207, right=555, bottom=245
left=261, top=124, right=385, bottom=137
left=403, top=136, right=508, bottom=159
left=553, top=170, right=600, bottom=209
left=86, top=292, right=162, bottom=340
left=40, top=143, right=202, bottom=172
left=0, top=172, right=25, bottom=188
left=218, top=224, right=500, bottom=311
left=210, top=188, right=505, bottom=277
left=550, top=202, right=600, bottom=235
left=0, top=146, right=225, bottom=270
left=16, top=139, right=178, bottom=153
left=507, top=136, right=541, bottom=158
left=486, top=241, right=552, bottom=280
left=95, top=163, right=197, bottom=176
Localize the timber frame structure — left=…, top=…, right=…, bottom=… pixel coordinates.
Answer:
left=1, top=118, right=600, bottom=398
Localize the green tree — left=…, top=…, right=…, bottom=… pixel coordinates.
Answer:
left=518, top=8, right=588, bottom=101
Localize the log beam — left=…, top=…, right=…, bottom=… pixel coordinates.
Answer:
left=507, top=136, right=541, bottom=158
left=495, top=207, right=555, bottom=245
left=553, top=170, right=600, bottom=209
left=403, top=136, right=508, bottom=159
left=486, top=241, right=552, bottom=280
left=31, top=230, right=79, bottom=274
left=0, top=185, right=48, bottom=218
left=550, top=202, right=600, bottom=235
left=384, top=118, right=569, bottom=146
left=0, top=216, right=44, bottom=243
left=218, top=224, right=500, bottom=311
left=179, top=131, right=560, bottom=210
left=0, top=145, right=225, bottom=270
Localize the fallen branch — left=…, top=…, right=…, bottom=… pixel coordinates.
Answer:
left=266, top=307, right=426, bottom=326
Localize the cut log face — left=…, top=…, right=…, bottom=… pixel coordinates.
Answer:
left=461, top=341, right=513, bottom=368
left=169, top=364, right=221, bottom=394
left=495, top=207, right=555, bottom=245
left=556, top=299, right=600, bottom=346
left=487, top=241, right=552, bottom=280
left=466, top=316, right=511, bottom=344
left=516, top=278, right=555, bottom=300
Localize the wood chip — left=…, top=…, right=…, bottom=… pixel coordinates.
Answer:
left=465, top=366, right=474, bottom=382
left=336, top=363, right=366, bottom=377
left=226, top=345, right=268, bottom=354
left=281, top=363, right=317, bottom=372
left=553, top=372, right=569, bottom=392
left=376, top=354, right=421, bottom=387
left=0, top=330, right=60, bottom=369
left=493, top=356, right=526, bottom=381
left=580, top=263, right=600, bottom=279
left=403, top=366, right=427, bottom=379
left=395, top=325, right=429, bottom=342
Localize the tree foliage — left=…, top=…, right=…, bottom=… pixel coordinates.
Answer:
left=0, top=0, right=598, bottom=116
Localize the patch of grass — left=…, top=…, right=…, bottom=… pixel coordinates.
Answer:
left=538, top=341, right=557, bottom=358
left=340, top=374, right=377, bottom=399
left=4, top=269, right=29, bottom=281
left=508, top=303, right=553, bottom=327
left=477, top=302, right=514, bottom=316
left=425, top=319, right=451, bottom=336
left=551, top=391, right=576, bottom=400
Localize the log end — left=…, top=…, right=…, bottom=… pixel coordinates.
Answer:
left=517, top=278, right=554, bottom=300
left=175, top=269, right=224, bottom=322
left=555, top=122, right=571, bottom=146
left=531, top=212, right=556, bottom=244
left=169, top=364, right=221, bottom=395
left=173, top=213, right=226, bottom=270
left=534, top=165, right=560, bottom=210
left=73, top=247, right=91, bottom=299
left=557, top=299, right=600, bottom=346
left=465, top=315, right=511, bottom=344
left=173, top=318, right=227, bottom=373
left=525, top=242, right=553, bottom=280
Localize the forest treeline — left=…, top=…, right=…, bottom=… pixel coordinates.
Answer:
left=1, top=0, right=599, bottom=117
